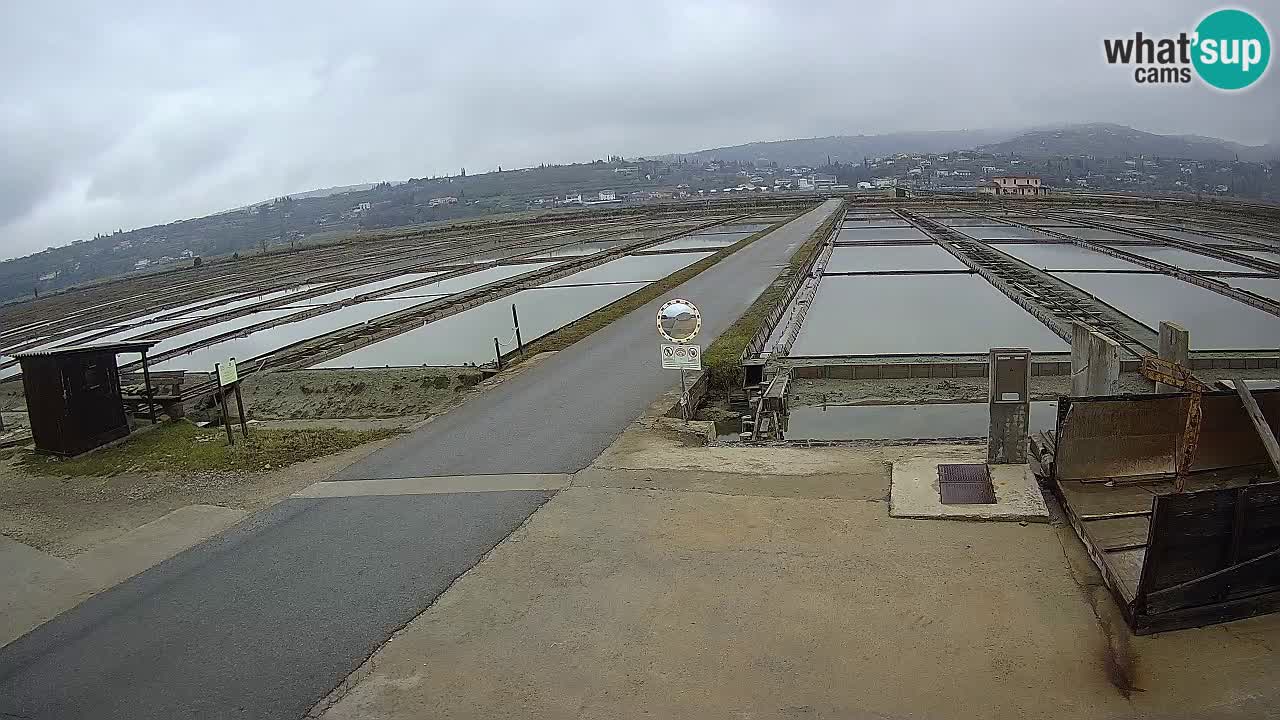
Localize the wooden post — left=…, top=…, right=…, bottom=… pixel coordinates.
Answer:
left=140, top=348, right=158, bottom=424
left=215, top=363, right=234, bottom=446
left=494, top=337, right=502, bottom=369
left=221, top=389, right=234, bottom=445
left=1232, top=376, right=1280, bottom=480
left=512, top=304, right=523, bottom=357
left=234, top=382, right=249, bottom=439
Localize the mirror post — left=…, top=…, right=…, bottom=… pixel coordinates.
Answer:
left=679, top=368, right=688, bottom=422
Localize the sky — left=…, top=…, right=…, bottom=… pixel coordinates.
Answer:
left=2, top=1, right=1278, bottom=260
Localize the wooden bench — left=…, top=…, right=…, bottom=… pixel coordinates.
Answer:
left=120, top=371, right=188, bottom=419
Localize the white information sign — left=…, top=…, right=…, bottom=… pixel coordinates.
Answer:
left=660, top=343, right=702, bottom=371
left=217, top=358, right=240, bottom=388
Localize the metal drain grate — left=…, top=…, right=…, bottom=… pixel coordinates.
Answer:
left=938, top=463, right=996, bottom=505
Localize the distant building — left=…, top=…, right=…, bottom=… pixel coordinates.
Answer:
left=352, top=202, right=372, bottom=214
left=427, top=196, right=458, bottom=207
left=133, top=259, right=151, bottom=270
left=562, top=193, right=583, bottom=205
left=811, top=174, right=837, bottom=191
left=598, top=189, right=616, bottom=201
left=613, top=167, right=639, bottom=175
left=856, top=181, right=873, bottom=190
left=984, top=175, right=1049, bottom=196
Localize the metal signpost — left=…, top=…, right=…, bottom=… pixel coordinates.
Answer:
left=214, top=357, right=249, bottom=445
left=656, top=298, right=702, bottom=421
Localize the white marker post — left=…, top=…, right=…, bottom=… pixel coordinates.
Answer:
left=657, top=298, right=702, bottom=422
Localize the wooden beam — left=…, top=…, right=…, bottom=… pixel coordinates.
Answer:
left=1232, top=376, right=1280, bottom=480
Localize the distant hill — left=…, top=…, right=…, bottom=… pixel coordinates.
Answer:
left=661, top=128, right=1024, bottom=167
left=977, top=123, right=1277, bottom=162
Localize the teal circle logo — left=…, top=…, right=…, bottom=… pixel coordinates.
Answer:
left=1192, top=9, right=1270, bottom=90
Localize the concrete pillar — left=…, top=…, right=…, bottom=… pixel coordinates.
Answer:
left=1156, top=321, right=1190, bottom=393
left=1070, top=322, right=1093, bottom=397
left=1086, top=332, right=1121, bottom=396
left=988, top=348, right=1031, bottom=464
left=1071, top=322, right=1120, bottom=396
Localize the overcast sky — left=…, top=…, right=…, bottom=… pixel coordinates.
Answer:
left=2, top=1, right=1277, bottom=260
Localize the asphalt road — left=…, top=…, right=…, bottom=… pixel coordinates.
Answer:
left=0, top=492, right=554, bottom=720
left=0, top=199, right=840, bottom=720
left=339, top=198, right=842, bottom=478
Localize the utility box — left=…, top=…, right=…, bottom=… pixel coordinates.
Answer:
left=988, top=347, right=1031, bottom=464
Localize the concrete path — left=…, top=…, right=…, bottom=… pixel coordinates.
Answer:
left=0, top=200, right=840, bottom=720
left=338, top=199, right=842, bottom=478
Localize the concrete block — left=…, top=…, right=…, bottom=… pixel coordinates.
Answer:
left=1246, top=357, right=1261, bottom=370
left=1085, top=332, right=1120, bottom=395
left=1157, top=321, right=1190, bottom=392
left=854, top=365, right=879, bottom=380
left=934, top=364, right=957, bottom=378
left=889, top=458, right=1048, bottom=522
left=1071, top=322, right=1093, bottom=396
left=831, top=365, right=854, bottom=380
left=881, top=365, right=909, bottom=379
left=957, top=364, right=986, bottom=378
left=909, top=364, right=932, bottom=378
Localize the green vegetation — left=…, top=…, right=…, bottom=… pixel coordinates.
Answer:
left=17, top=421, right=401, bottom=477
left=702, top=205, right=844, bottom=399
left=515, top=216, right=795, bottom=359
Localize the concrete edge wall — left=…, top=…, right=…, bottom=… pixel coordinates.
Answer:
left=791, top=356, right=1280, bottom=380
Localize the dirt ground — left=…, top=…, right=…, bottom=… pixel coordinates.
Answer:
left=317, top=444, right=1280, bottom=720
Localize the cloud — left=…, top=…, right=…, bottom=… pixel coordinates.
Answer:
left=1, top=0, right=1276, bottom=259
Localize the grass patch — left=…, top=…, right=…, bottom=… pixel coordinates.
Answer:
left=17, top=421, right=402, bottom=477
left=701, top=203, right=845, bottom=399
left=515, top=214, right=803, bottom=359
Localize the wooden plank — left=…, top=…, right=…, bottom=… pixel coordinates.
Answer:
left=1233, top=376, right=1280, bottom=480
left=1058, top=480, right=1156, bottom=517
left=1146, top=547, right=1280, bottom=605
left=1105, top=547, right=1147, bottom=603
left=1083, top=516, right=1151, bottom=551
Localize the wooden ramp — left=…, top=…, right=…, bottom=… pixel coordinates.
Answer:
left=1046, top=389, right=1280, bottom=634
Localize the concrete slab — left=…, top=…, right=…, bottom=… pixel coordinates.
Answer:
left=71, top=504, right=248, bottom=589
left=4, top=505, right=249, bottom=648
left=311, top=483, right=1280, bottom=720
left=889, top=457, right=1048, bottom=522
left=293, top=473, right=573, bottom=498
left=0, top=537, right=93, bottom=648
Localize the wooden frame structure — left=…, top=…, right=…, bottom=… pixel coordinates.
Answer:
left=1046, top=389, right=1280, bottom=634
